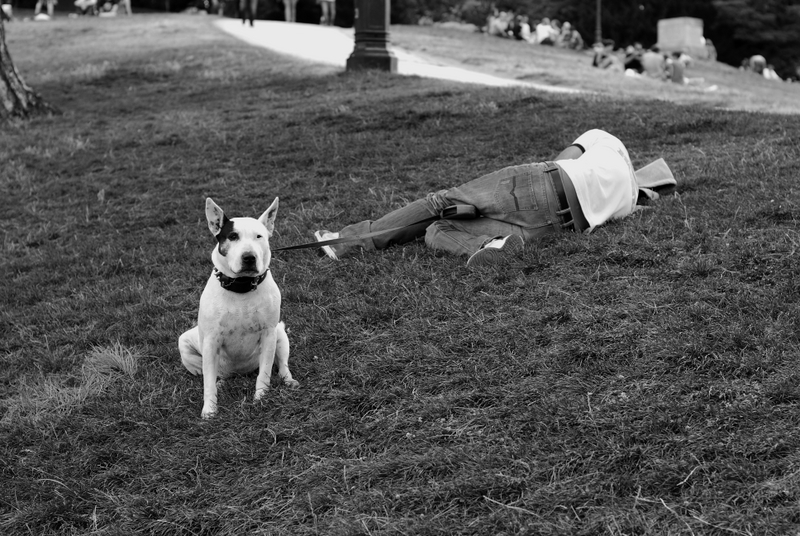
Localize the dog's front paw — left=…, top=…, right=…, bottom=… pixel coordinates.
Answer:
left=254, top=387, right=270, bottom=401
left=201, top=403, right=218, bottom=419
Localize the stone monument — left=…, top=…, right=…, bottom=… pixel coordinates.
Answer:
left=657, top=17, right=708, bottom=59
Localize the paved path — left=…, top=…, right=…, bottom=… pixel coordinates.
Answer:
left=214, top=19, right=581, bottom=93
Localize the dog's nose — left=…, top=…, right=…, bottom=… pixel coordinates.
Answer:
left=242, top=253, right=256, bottom=267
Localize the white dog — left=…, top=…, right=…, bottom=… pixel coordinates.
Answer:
left=178, top=197, right=299, bottom=418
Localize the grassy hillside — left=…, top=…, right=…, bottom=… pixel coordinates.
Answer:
left=2, top=14, right=800, bottom=535
left=389, top=23, right=800, bottom=115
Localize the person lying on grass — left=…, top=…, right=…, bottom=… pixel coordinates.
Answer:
left=315, top=129, right=676, bottom=268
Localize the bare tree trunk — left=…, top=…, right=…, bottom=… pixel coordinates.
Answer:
left=0, top=19, right=53, bottom=120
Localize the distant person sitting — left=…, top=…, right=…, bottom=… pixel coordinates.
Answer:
left=518, top=15, right=533, bottom=43
left=314, top=130, right=677, bottom=268
left=510, top=15, right=532, bottom=42
left=592, top=40, right=623, bottom=71
left=74, top=0, right=96, bottom=15
left=535, top=17, right=556, bottom=45
left=487, top=10, right=513, bottom=37
left=745, top=54, right=767, bottom=74
left=547, top=19, right=562, bottom=43
left=624, top=42, right=645, bottom=73
left=557, top=22, right=584, bottom=50
left=667, top=51, right=686, bottom=84
left=763, top=64, right=782, bottom=81
left=641, top=45, right=667, bottom=80
left=508, top=14, right=522, bottom=40
left=704, top=39, right=717, bottom=61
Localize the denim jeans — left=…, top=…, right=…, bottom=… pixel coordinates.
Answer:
left=333, top=162, right=569, bottom=257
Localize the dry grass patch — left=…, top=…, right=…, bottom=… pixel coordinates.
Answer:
left=2, top=343, right=141, bottom=425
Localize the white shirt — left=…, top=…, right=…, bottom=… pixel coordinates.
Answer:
left=535, top=22, right=553, bottom=44
left=554, top=130, right=638, bottom=230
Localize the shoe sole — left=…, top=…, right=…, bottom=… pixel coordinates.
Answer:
left=314, top=230, right=339, bottom=260
left=466, top=235, right=524, bottom=268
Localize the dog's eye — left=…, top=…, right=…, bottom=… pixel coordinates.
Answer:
left=256, top=234, right=263, bottom=239
left=228, top=232, right=239, bottom=241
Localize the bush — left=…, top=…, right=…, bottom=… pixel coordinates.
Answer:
left=458, top=0, right=494, bottom=28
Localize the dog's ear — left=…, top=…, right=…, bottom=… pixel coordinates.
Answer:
left=258, top=197, right=279, bottom=237
left=205, top=198, right=229, bottom=237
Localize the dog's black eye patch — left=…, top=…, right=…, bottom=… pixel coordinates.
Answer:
left=228, top=232, right=239, bottom=241
left=216, top=217, right=236, bottom=256
left=217, top=217, right=234, bottom=244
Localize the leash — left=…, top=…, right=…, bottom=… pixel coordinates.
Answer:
left=272, top=205, right=478, bottom=253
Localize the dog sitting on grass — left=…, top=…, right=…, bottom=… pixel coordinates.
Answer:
left=178, top=198, right=299, bottom=419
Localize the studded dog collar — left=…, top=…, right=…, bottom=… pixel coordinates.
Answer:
left=213, top=268, right=269, bottom=293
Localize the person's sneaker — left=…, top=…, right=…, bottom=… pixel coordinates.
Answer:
left=314, top=230, right=340, bottom=260
left=466, top=234, right=524, bottom=268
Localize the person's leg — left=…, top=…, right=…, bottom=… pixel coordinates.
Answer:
left=322, top=2, right=336, bottom=26
left=321, top=197, right=439, bottom=257
left=34, top=0, right=42, bottom=15
left=425, top=217, right=530, bottom=256
left=47, top=0, right=54, bottom=16
left=286, top=0, right=297, bottom=21
left=320, top=162, right=566, bottom=258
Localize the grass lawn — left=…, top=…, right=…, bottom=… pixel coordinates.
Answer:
left=3, top=13, right=800, bottom=535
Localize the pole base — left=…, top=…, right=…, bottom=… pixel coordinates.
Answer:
left=346, top=49, right=398, bottom=72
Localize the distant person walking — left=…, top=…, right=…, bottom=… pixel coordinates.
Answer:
left=34, top=0, right=57, bottom=18
left=318, top=0, right=335, bottom=25
left=314, top=130, right=676, bottom=268
left=239, top=0, right=257, bottom=26
left=284, top=0, right=298, bottom=22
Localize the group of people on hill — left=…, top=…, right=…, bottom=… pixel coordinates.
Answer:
left=740, top=55, right=783, bottom=82
left=485, top=10, right=584, bottom=50
left=72, top=0, right=132, bottom=17
left=593, top=40, right=698, bottom=85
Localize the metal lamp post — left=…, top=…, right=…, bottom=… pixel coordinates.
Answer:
left=346, top=0, right=398, bottom=72
left=595, top=0, right=602, bottom=45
